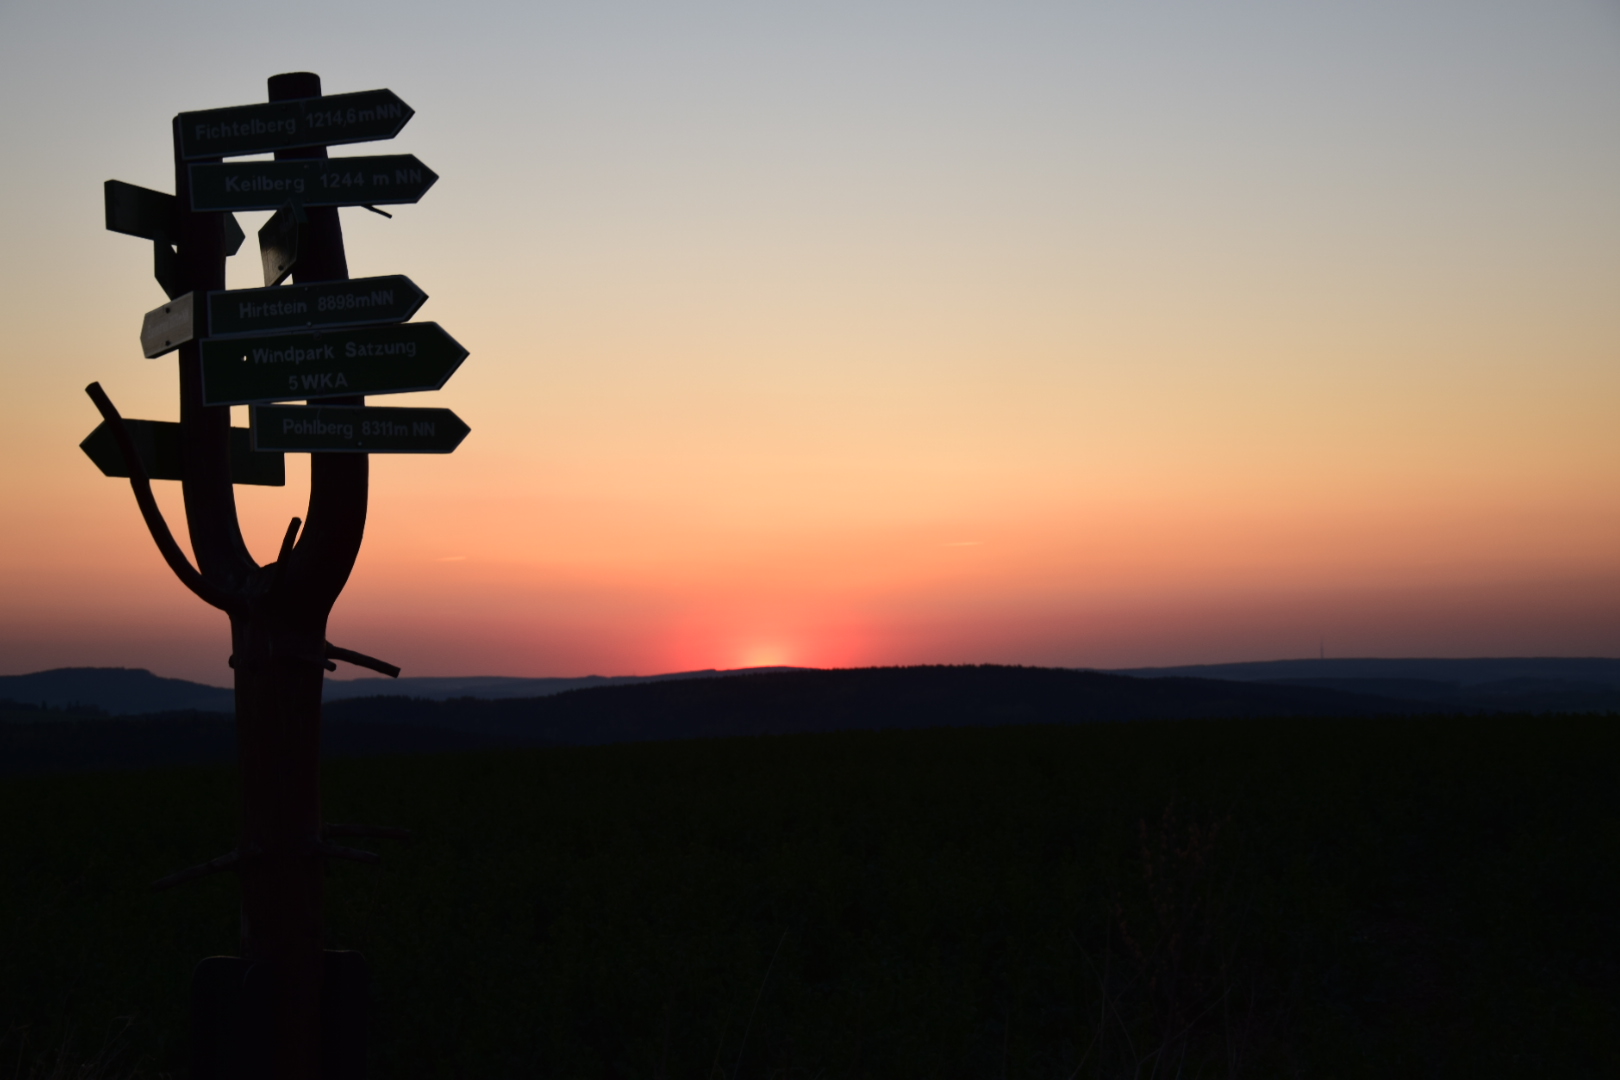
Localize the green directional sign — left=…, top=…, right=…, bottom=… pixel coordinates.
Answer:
left=209, top=276, right=428, bottom=337
left=252, top=406, right=469, bottom=454
left=178, top=89, right=413, bottom=160
left=80, top=419, right=285, bottom=486
left=189, top=156, right=437, bottom=212
left=200, top=322, right=467, bottom=406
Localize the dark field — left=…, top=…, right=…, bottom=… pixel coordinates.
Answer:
left=2, top=714, right=1616, bottom=1078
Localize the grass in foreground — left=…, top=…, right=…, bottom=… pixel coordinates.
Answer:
left=1, top=714, right=1616, bottom=1078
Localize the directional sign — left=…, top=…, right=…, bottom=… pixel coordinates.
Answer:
left=141, top=293, right=203, bottom=357
left=258, top=202, right=305, bottom=286
left=189, top=156, right=438, bottom=212
left=178, top=89, right=413, bottom=160
left=106, top=181, right=176, bottom=244
left=252, top=406, right=469, bottom=454
left=81, top=419, right=285, bottom=486
left=106, top=180, right=244, bottom=255
left=209, top=276, right=427, bottom=338
left=200, top=323, right=466, bottom=406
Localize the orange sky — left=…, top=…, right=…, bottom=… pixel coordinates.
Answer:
left=2, top=0, right=1618, bottom=683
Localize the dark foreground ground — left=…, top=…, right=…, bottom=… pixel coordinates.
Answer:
left=1, top=714, right=1615, bottom=1078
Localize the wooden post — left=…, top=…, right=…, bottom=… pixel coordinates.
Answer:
left=92, top=69, right=419, bottom=1080
left=170, top=71, right=369, bottom=1080
left=231, top=71, right=369, bottom=1080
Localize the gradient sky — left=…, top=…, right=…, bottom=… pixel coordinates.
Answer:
left=2, top=0, right=1618, bottom=684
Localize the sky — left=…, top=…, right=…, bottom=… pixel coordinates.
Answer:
left=1, top=0, right=1618, bottom=684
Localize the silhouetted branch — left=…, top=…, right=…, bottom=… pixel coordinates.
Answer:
left=84, top=382, right=238, bottom=613
left=267, top=516, right=302, bottom=591
left=325, top=642, right=400, bottom=678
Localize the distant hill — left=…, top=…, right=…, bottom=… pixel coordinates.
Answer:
left=1118, top=657, right=1620, bottom=713
left=0, top=665, right=1419, bottom=775
left=0, top=667, right=234, bottom=715
left=1117, top=656, right=1620, bottom=685
left=321, top=667, right=805, bottom=703
left=0, top=666, right=800, bottom=715
left=318, top=665, right=1415, bottom=748
left=4, top=658, right=1619, bottom=722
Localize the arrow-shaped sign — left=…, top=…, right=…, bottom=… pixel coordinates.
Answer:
left=252, top=405, right=469, bottom=454
left=106, top=180, right=245, bottom=253
left=106, top=181, right=177, bottom=244
left=200, top=323, right=467, bottom=406
left=258, top=201, right=306, bottom=286
left=188, top=156, right=438, bottom=212
left=106, top=181, right=243, bottom=298
left=178, top=89, right=414, bottom=160
left=140, top=278, right=430, bottom=358
left=210, top=276, right=428, bottom=338
left=80, top=419, right=285, bottom=486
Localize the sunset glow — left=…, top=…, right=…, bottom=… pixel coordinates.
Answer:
left=2, top=0, right=1618, bottom=683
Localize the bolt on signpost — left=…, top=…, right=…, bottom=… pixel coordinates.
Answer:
left=85, top=73, right=469, bottom=1080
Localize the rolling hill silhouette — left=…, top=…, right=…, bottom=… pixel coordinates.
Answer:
left=0, top=667, right=235, bottom=714
left=1121, top=657, right=1620, bottom=712
left=0, top=664, right=1418, bottom=775
left=319, top=664, right=1413, bottom=745
left=7, top=658, right=1618, bottom=718
left=3, top=660, right=1616, bottom=776
left=0, top=665, right=800, bottom=715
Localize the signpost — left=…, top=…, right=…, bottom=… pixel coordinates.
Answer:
left=105, top=180, right=178, bottom=244
left=259, top=201, right=306, bottom=286
left=189, top=155, right=438, bottom=212
left=252, top=405, right=470, bottom=453
left=107, top=181, right=244, bottom=297
left=86, top=72, right=471, bottom=1080
left=200, top=322, right=467, bottom=404
left=106, top=180, right=246, bottom=251
left=81, top=418, right=285, bottom=486
left=141, top=277, right=430, bottom=358
left=179, top=88, right=413, bottom=159
left=140, top=293, right=202, bottom=358
left=211, top=274, right=427, bottom=336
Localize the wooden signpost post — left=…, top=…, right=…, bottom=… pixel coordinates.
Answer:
left=84, top=72, right=467, bottom=1080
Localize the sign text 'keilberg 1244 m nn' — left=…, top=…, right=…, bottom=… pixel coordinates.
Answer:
left=190, top=156, right=438, bottom=212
